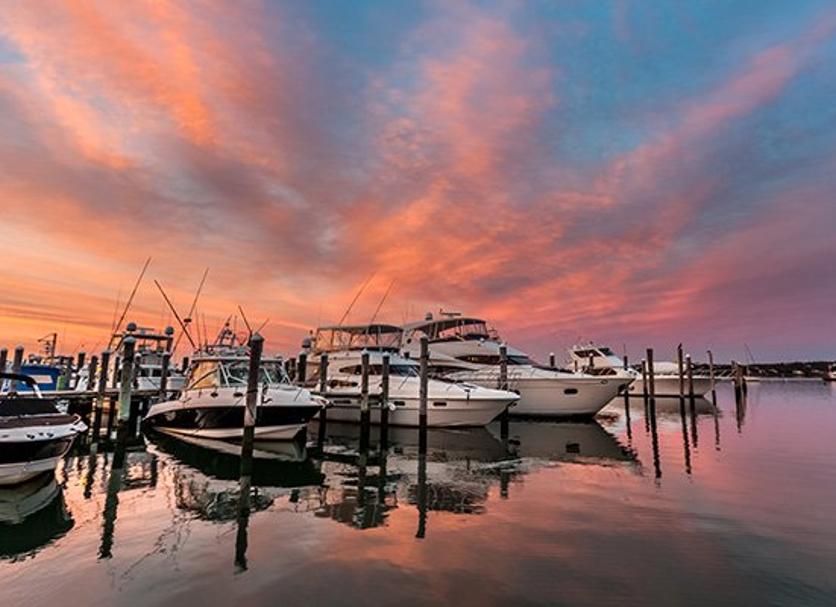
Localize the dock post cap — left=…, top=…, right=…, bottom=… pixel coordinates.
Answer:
left=126, top=322, right=138, bottom=332
left=249, top=332, right=264, bottom=345
left=122, top=336, right=137, bottom=345
left=164, top=326, right=175, bottom=336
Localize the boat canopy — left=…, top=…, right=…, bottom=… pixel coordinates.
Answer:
left=313, top=324, right=402, bottom=354
left=403, top=317, right=496, bottom=343
left=187, top=358, right=289, bottom=390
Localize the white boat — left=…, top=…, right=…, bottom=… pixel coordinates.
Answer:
left=144, top=346, right=325, bottom=441
left=304, top=324, right=518, bottom=427
left=400, top=314, right=625, bottom=417
left=825, top=364, right=836, bottom=382
left=75, top=325, right=187, bottom=393
left=0, top=373, right=87, bottom=486
left=568, top=344, right=713, bottom=397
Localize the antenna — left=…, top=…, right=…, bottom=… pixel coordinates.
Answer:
left=337, top=273, right=376, bottom=326
left=109, top=257, right=151, bottom=348
left=369, top=279, right=396, bottom=325
left=238, top=305, right=253, bottom=338
left=173, top=267, right=209, bottom=352
left=153, top=280, right=197, bottom=349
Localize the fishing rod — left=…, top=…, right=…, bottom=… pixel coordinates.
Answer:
left=337, top=272, right=376, bottom=327
left=368, top=279, right=395, bottom=325
left=238, top=305, right=254, bottom=339
left=153, top=280, right=197, bottom=350
left=109, top=257, right=151, bottom=349
left=173, top=267, right=209, bottom=352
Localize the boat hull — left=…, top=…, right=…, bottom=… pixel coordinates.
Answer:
left=0, top=438, right=74, bottom=486
left=509, top=377, right=624, bottom=417
left=627, top=376, right=713, bottom=397
left=144, top=403, right=320, bottom=442
left=322, top=396, right=510, bottom=427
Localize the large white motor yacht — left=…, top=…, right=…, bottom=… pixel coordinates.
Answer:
left=304, top=324, right=518, bottom=427
left=144, top=346, right=325, bottom=441
left=400, top=314, right=625, bottom=417
left=568, top=343, right=713, bottom=397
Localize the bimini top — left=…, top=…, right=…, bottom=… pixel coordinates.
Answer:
left=401, top=317, right=498, bottom=343
left=313, top=324, right=402, bottom=354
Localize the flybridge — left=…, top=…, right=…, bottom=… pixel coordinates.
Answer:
left=312, top=324, right=403, bottom=354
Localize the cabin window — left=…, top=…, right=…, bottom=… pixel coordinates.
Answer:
left=432, top=401, right=447, bottom=407
left=393, top=400, right=406, bottom=407
left=564, top=388, right=578, bottom=395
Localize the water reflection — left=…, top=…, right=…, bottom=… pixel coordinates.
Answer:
left=0, top=473, right=73, bottom=562
left=3, top=383, right=835, bottom=606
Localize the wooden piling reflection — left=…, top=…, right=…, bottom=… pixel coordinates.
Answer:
left=646, top=348, right=661, bottom=480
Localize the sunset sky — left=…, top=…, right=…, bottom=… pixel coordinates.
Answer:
left=1, top=1, right=834, bottom=362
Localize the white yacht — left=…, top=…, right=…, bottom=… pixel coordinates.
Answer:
left=568, top=343, right=713, bottom=397
left=144, top=346, right=326, bottom=441
left=400, top=314, right=625, bottom=417
left=304, top=324, right=518, bottom=427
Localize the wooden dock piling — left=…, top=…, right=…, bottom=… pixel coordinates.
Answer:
left=92, top=350, right=110, bottom=440
left=380, top=353, right=390, bottom=452
left=677, top=344, right=685, bottom=399
left=686, top=354, right=695, bottom=400
left=549, top=352, right=556, bottom=368
left=317, top=353, right=329, bottom=448
left=159, top=351, right=171, bottom=401
left=116, top=337, right=136, bottom=444
left=11, top=346, right=24, bottom=374
left=499, top=343, right=509, bottom=439
left=646, top=348, right=661, bottom=480
left=297, top=352, right=307, bottom=385
left=418, top=336, right=429, bottom=450
left=359, top=350, right=371, bottom=452
left=241, top=334, right=264, bottom=466
left=0, top=348, right=7, bottom=373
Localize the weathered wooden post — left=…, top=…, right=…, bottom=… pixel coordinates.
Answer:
left=359, top=350, right=371, bottom=453
left=75, top=351, right=87, bottom=389
left=686, top=354, right=695, bottom=400
left=623, top=353, right=629, bottom=370
left=286, top=358, right=297, bottom=383
left=588, top=353, right=594, bottom=371
left=418, top=336, right=429, bottom=451
left=297, top=352, right=308, bottom=386
left=92, top=350, right=111, bottom=440
left=116, top=337, right=136, bottom=443
left=241, top=333, right=264, bottom=465
left=111, top=356, right=121, bottom=389
left=415, top=438, right=428, bottom=540
left=380, top=353, right=390, bottom=452
left=641, top=358, right=649, bottom=399
left=707, top=350, right=716, bottom=394
left=236, top=334, right=262, bottom=573
left=677, top=343, right=685, bottom=399
left=181, top=356, right=190, bottom=373
left=11, top=346, right=24, bottom=374
left=317, top=353, right=329, bottom=449
left=646, top=348, right=661, bottom=480
left=549, top=352, right=556, bottom=369
left=0, top=349, right=7, bottom=377
left=87, top=355, right=99, bottom=391
left=499, top=343, right=509, bottom=440
left=159, top=351, right=171, bottom=401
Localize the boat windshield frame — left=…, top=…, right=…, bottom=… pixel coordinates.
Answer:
left=407, top=318, right=497, bottom=343
left=186, top=358, right=289, bottom=390
left=313, top=325, right=403, bottom=354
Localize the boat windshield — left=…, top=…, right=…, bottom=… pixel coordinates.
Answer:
left=435, top=320, right=491, bottom=341
left=188, top=360, right=288, bottom=389
left=314, top=325, right=402, bottom=353
left=456, top=354, right=533, bottom=366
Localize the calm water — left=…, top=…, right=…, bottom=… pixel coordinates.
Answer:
left=1, top=382, right=834, bottom=606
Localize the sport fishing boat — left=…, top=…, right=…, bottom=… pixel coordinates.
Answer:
left=76, top=325, right=186, bottom=393
left=143, top=346, right=326, bottom=441
left=568, top=343, right=713, bottom=397
left=303, top=324, right=518, bottom=427
left=0, top=373, right=87, bottom=486
left=400, top=314, right=625, bottom=417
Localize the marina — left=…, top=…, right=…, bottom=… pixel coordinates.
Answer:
left=1, top=2, right=834, bottom=605
left=0, top=380, right=833, bottom=605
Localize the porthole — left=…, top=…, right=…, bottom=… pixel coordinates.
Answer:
left=564, top=388, right=578, bottom=395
